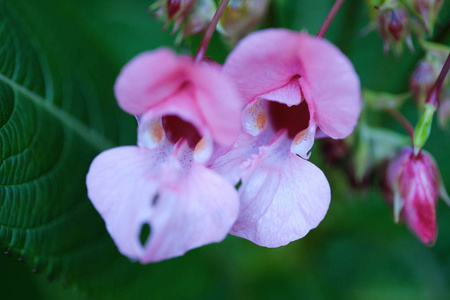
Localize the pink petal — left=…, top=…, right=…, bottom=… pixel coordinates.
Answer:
left=260, top=80, right=302, bottom=107
left=86, top=147, right=161, bottom=259
left=141, top=162, right=239, bottom=262
left=209, top=127, right=276, bottom=184
left=403, top=190, right=437, bottom=245
left=231, top=132, right=331, bottom=247
left=399, top=151, right=439, bottom=245
left=87, top=146, right=239, bottom=263
left=223, top=29, right=361, bottom=139
left=116, top=50, right=241, bottom=146
left=114, top=49, right=186, bottom=115
left=297, top=36, right=361, bottom=139
left=192, top=64, right=242, bottom=145
left=138, top=87, right=208, bottom=139
left=223, top=29, right=302, bottom=103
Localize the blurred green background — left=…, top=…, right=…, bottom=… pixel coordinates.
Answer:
left=1, top=0, right=450, bottom=299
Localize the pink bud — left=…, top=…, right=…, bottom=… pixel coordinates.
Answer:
left=389, top=9, right=408, bottom=41
left=167, top=0, right=182, bottom=19
left=220, top=0, right=270, bottom=44
left=411, top=0, right=444, bottom=33
left=178, top=0, right=216, bottom=40
left=384, top=147, right=449, bottom=245
left=438, top=94, right=450, bottom=130
left=377, top=6, right=412, bottom=54
left=410, top=60, right=436, bottom=106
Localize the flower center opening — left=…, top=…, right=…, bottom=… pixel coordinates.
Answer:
left=267, top=100, right=310, bottom=139
left=161, top=115, right=202, bottom=148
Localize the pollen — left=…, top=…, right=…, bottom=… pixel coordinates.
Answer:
left=255, top=111, right=267, bottom=129
left=150, top=121, right=164, bottom=143
left=248, top=101, right=258, bottom=113
left=194, top=138, right=207, bottom=154
left=293, top=128, right=308, bottom=145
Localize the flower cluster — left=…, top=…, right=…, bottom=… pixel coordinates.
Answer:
left=366, top=0, right=444, bottom=55
left=150, top=0, right=270, bottom=44
left=87, top=0, right=449, bottom=263
left=86, top=2, right=361, bottom=262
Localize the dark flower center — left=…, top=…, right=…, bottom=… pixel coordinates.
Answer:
left=267, top=100, right=310, bottom=139
left=162, top=115, right=202, bottom=148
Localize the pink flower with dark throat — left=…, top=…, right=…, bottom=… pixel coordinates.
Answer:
left=87, top=49, right=241, bottom=263
left=211, top=29, right=361, bottom=247
left=384, top=147, right=449, bottom=245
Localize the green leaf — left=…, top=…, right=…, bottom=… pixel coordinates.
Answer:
left=0, top=0, right=151, bottom=294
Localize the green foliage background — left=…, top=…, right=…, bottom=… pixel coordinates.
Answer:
left=0, top=0, right=449, bottom=299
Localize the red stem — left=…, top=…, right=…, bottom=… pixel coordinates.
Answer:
left=194, top=0, right=230, bottom=63
left=317, top=0, right=345, bottom=38
left=425, top=52, right=450, bottom=107
left=388, top=109, right=415, bottom=148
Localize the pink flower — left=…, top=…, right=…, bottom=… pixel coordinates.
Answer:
left=210, top=29, right=361, bottom=247
left=384, top=147, right=449, bottom=245
left=86, top=49, right=242, bottom=263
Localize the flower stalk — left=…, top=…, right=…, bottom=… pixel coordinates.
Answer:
left=195, top=0, right=230, bottom=62
left=387, top=108, right=415, bottom=148
left=317, top=0, right=345, bottom=39
left=425, top=52, right=450, bottom=108
left=412, top=52, right=450, bottom=154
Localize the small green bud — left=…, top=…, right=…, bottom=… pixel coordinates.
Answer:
left=413, top=103, right=436, bottom=154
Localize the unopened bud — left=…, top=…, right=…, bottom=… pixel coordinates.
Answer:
left=409, top=0, right=444, bottom=34
left=220, top=0, right=269, bottom=44
left=321, top=138, right=350, bottom=165
left=167, top=0, right=182, bottom=18
left=378, top=4, right=413, bottom=55
left=179, top=0, right=216, bottom=40
left=384, top=147, right=449, bottom=245
left=151, top=0, right=194, bottom=22
left=410, top=41, right=450, bottom=107
left=410, top=60, right=436, bottom=107
left=150, top=0, right=217, bottom=43
left=438, top=92, right=450, bottom=130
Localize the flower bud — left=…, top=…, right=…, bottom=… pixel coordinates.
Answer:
left=410, top=41, right=450, bottom=107
left=438, top=92, right=450, bottom=130
left=151, top=0, right=195, bottom=24
left=150, top=0, right=216, bottom=43
left=410, top=60, right=437, bottom=107
left=384, top=147, right=449, bottom=245
left=321, top=138, right=350, bottom=165
left=377, top=4, right=413, bottom=55
left=409, top=0, right=444, bottom=34
left=220, top=0, right=270, bottom=44
left=179, top=0, right=216, bottom=41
